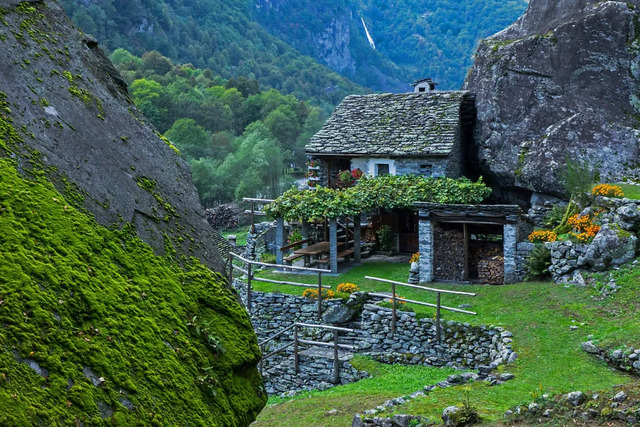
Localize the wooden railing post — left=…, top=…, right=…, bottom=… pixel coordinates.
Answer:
left=293, top=324, right=299, bottom=373
left=227, top=252, right=233, bottom=290
left=391, top=282, right=396, bottom=338
left=259, top=344, right=264, bottom=375
left=436, top=291, right=441, bottom=343
left=317, top=271, right=323, bottom=320
left=333, top=330, right=340, bottom=384
left=247, top=262, right=252, bottom=314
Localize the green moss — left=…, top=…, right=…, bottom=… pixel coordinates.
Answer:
left=154, top=131, right=181, bottom=155
left=0, top=157, right=265, bottom=425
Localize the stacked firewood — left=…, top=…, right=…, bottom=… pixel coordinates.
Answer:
left=205, top=203, right=239, bottom=230
left=473, top=247, right=504, bottom=285
left=433, top=229, right=465, bottom=281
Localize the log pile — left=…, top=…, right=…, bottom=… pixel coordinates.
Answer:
left=433, top=228, right=465, bottom=281
left=473, top=247, right=504, bottom=285
left=205, top=203, right=239, bottom=230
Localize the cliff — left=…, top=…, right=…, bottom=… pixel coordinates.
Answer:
left=464, top=0, right=640, bottom=201
left=0, top=0, right=265, bottom=424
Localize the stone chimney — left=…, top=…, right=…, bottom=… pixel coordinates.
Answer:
left=411, top=78, right=438, bottom=93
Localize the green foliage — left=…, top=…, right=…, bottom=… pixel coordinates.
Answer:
left=264, top=176, right=491, bottom=221
left=558, top=155, right=598, bottom=207
left=543, top=204, right=566, bottom=229
left=59, top=0, right=364, bottom=105
left=524, top=244, right=551, bottom=281
left=376, top=225, right=394, bottom=252
left=552, top=201, right=580, bottom=235
left=0, top=156, right=266, bottom=424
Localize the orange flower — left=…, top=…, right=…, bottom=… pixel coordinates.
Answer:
left=592, top=184, right=624, bottom=198
left=528, top=230, right=557, bottom=243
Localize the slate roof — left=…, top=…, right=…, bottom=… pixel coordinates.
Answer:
left=306, top=91, right=473, bottom=157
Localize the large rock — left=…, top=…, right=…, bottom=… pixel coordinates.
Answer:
left=464, top=0, right=640, bottom=200
left=578, top=224, right=638, bottom=270
left=0, top=0, right=225, bottom=271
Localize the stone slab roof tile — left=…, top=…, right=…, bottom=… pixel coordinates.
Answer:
left=306, top=91, right=469, bottom=156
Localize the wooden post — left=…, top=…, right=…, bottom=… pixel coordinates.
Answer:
left=227, top=253, right=233, bottom=289
left=293, top=324, right=299, bottom=373
left=317, top=271, right=323, bottom=320
left=259, top=344, right=264, bottom=375
left=353, top=214, right=361, bottom=263
left=247, top=262, right=253, bottom=314
left=333, top=330, right=340, bottom=384
left=250, top=202, right=256, bottom=234
left=463, top=223, right=469, bottom=281
left=391, top=282, right=396, bottom=337
left=435, top=291, right=441, bottom=342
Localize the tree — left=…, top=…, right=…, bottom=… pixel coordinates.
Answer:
left=164, top=119, right=212, bottom=161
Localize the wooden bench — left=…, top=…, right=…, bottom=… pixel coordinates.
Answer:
left=283, top=253, right=305, bottom=265
left=316, top=249, right=355, bottom=268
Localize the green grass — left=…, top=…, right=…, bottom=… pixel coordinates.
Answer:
left=618, top=183, right=640, bottom=200
left=252, top=261, right=640, bottom=425
left=221, top=225, right=250, bottom=246
left=254, top=357, right=458, bottom=426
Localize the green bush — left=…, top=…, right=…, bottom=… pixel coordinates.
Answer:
left=376, top=225, right=395, bottom=252
left=524, top=244, right=552, bottom=281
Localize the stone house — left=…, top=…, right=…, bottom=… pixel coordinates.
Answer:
left=304, top=90, right=477, bottom=253
left=305, top=90, right=476, bottom=187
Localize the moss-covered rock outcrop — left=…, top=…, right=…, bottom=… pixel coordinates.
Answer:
left=0, top=0, right=225, bottom=270
left=0, top=100, right=266, bottom=425
left=0, top=0, right=266, bottom=424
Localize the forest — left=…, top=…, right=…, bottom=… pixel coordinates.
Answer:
left=111, top=50, right=324, bottom=207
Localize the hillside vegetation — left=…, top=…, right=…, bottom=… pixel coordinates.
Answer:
left=110, top=50, right=325, bottom=206
left=59, top=0, right=526, bottom=93
left=58, top=0, right=366, bottom=105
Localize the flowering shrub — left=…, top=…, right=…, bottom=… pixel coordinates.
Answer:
left=388, top=293, right=406, bottom=305
left=305, top=170, right=318, bottom=178
left=592, top=184, right=624, bottom=198
left=302, top=288, right=335, bottom=299
left=567, top=213, right=600, bottom=243
left=351, top=168, right=364, bottom=179
left=409, top=252, right=420, bottom=264
left=306, top=160, right=320, bottom=168
left=528, top=230, right=557, bottom=243
left=336, top=282, right=359, bottom=294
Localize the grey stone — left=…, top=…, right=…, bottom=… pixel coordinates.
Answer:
left=613, top=391, right=627, bottom=402
left=442, top=406, right=461, bottom=426
left=352, top=414, right=364, bottom=427
left=631, top=360, right=640, bottom=370
left=528, top=402, right=540, bottom=413
left=565, top=391, right=587, bottom=407
left=542, top=409, right=552, bottom=417
left=582, top=341, right=599, bottom=354
left=581, top=225, right=637, bottom=271
left=611, top=349, right=624, bottom=360
left=322, top=304, right=358, bottom=324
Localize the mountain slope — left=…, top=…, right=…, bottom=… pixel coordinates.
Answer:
left=253, top=0, right=528, bottom=90
left=58, top=0, right=366, bottom=105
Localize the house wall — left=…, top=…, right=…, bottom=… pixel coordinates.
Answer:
left=350, top=157, right=452, bottom=178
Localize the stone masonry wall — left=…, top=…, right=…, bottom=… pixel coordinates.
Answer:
left=233, top=281, right=517, bottom=395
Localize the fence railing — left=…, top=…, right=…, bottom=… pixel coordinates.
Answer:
left=228, top=252, right=330, bottom=318
left=364, top=276, right=476, bottom=341
left=258, top=322, right=356, bottom=384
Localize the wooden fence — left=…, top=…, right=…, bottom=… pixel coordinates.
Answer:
left=364, top=276, right=476, bottom=341
left=228, top=252, right=330, bottom=318
left=258, top=322, right=356, bottom=384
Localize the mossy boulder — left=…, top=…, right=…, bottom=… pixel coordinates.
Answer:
left=0, top=0, right=225, bottom=269
left=0, top=0, right=266, bottom=424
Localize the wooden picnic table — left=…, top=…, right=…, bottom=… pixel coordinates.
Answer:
left=293, top=241, right=330, bottom=266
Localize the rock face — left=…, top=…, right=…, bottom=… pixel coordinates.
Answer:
left=0, top=1, right=265, bottom=424
left=0, top=0, right=224, bottom=272
left=464, top=0, right=640, bottom=200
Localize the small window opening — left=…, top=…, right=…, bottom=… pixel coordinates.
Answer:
left=420, top=164, right=433, bottom=176
left=376, top=164, right=390, bottom=176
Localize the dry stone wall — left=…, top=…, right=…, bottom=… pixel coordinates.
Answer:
left=233, top=281, right=517, bottom=395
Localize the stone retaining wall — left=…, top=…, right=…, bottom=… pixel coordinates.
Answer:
left=233, top=281, right=517, bottom=395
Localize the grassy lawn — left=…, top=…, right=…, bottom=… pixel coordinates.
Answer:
left=617, top=183, right=640, bottom=200
left=252, top=260, right=640, bottom=425
left=221, top=225, right=250, bottom=246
